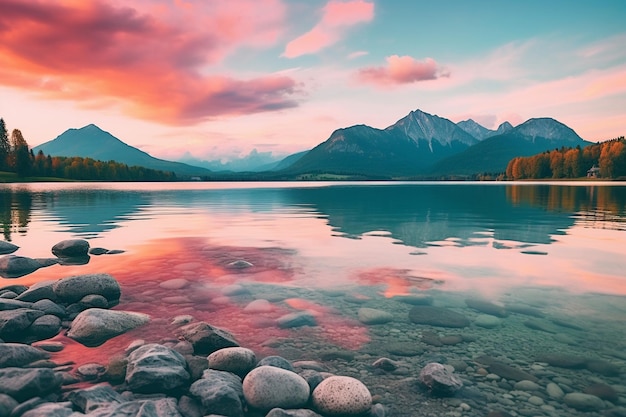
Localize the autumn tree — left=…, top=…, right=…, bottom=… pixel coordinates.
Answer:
left=9, top=129, right=32, bottom=177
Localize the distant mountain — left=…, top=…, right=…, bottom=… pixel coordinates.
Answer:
left=430, top=118, right=591, bottom=175
left=265, top=150, right=309, bottom=171
left=457, top=119, right=495, bottom=140
left=283, top=109, right=479, bottom=177
left=178, top=149, right=290, bottom=172
left=33, top=124, right=211, bottom=177
left=456, top=119, right=514, bottom=140
left=495, top=121, right=513, bottom=135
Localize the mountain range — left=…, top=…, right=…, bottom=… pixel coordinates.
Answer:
left=32, top=109, right=592, bottom=179
left=282, top=110, right=589, bottom=177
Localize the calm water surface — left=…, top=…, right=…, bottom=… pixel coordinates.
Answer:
left=1, top=181, right=625, bottom=415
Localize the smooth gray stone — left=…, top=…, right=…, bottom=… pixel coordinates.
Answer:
left=0, top=242, right=19, bottom=255
left=52, top=273, right=121, bottom=304
left=125, top=344, right=190, bottom=394
left=21, top=401, right=76, bottom=417
left=189, top=369, right=244, bottom=417
left=0, top=298, right=33, bottom=310
left=28, top=314, right=62, bottom=340
left=0, top=393, right=19, bottom=417
left=0, top=367, right=63, bottom=402
left=0, top=309, right=44, bottom=340
left=256, top=356, right=294, bottom=372
left=0, top=343, right=50, bottom=368
left=68, top=383, right=124, bottom=413
left=31, top=299, right=66, bottom=318
left=51, top=239, right=90, bottom=258
left=243, top=366, right=310, bottom=412
left=208, top=347, right=256, bottom=377
left=177, top=321, right=239, bottom=355
left=67, top=308, right=149, bottom=347
left=16, top=281, right=57, bottom=303
left=266, top=409, right=323, bottom=417
left=564, top=392, right=605, bottom=411
left=0, top=255, right=41, bottom=277
left=87, top=398, right=182, bottom=417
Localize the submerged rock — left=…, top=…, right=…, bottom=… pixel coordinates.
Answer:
left=465, top=298, right=507, bottom=317
left=409, top=306, right=470, bottom=328
left=418, top=363, right=463, bottom=396
left=177, top=321, right=239, bottom=355
left=276, top=312, right=317, bottom=328
left=357, top=307, right=394, bottom=325
left=564, top=392, right=605, bottom=411
left=474, top=356, right=538, bottom=382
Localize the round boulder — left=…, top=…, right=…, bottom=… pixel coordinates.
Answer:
left=52, top=273, right=121, bottom=304
left=208, top=347, right=256, bottom=377
left=67, top=308, right=150, bottom=347
left=51, top=239, right=90, bottom=258
left=311, top=375, right=372, bottom=416
left=243, top=366, right=310, bottom=411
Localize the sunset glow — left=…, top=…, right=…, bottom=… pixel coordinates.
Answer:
left=0, top=1, right=624, bottom=163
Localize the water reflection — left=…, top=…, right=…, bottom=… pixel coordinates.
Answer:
left=0, top=188, right=32, bottom=241
left=3, top=183, right=625, bottom=249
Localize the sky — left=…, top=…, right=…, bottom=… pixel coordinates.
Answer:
left=1, top=0, right=625, bottom=163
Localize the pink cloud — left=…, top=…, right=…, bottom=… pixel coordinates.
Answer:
left=283, top=0, right=374, bottom=58
left=356, top=55, right=450, bottom=87
left=0, top=0, right=300, bottom=125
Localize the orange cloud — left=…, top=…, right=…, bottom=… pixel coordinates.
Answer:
left=282, top=0, right=374, bottom=58
left=356, top=55, right=450, bottom=87
left=0, top=0, right=301, bottom=125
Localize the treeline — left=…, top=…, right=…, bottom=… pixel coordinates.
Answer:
left=0, top=118, right=176, bottom=181
left=505, top=136, right=626, bottom=180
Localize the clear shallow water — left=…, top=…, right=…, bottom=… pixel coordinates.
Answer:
left=1, top=181, right=626, bottom=415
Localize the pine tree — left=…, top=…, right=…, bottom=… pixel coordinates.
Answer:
left=0, top=118, right=9, bottom=170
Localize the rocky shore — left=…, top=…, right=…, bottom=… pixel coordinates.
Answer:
left=1, top=239, right=626, bottom=417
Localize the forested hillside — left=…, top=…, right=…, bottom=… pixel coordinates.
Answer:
left=505, top=137, right=626, bottom=180
left=0, top=118, right=177, bottom=181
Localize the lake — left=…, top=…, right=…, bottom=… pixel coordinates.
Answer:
left=1, top=181, right=625, bottom=416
